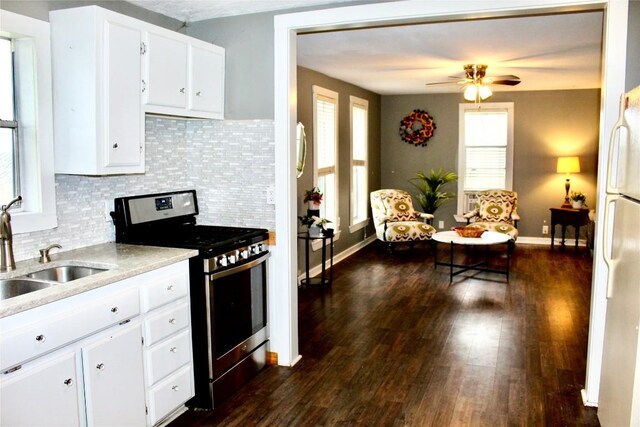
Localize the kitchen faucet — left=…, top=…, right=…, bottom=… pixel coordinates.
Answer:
left=0, top=195, right=22, bottom=272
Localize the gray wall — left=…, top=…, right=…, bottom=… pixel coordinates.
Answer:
left=297, top=66, right=381, bottom=271
left=381, top=90, right=600, bottom=239
left=627, top=0, right=640, bottom=91
left=0, top=0, right=181, bottom=29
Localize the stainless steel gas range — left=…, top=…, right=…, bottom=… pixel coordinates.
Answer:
left=112, top=189, right=269, bottom=410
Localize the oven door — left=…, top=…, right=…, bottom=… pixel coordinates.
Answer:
left=207, top=253, right=269, bottom=379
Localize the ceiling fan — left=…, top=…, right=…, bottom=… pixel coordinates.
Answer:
left=427, top=64, right=521, bottom=102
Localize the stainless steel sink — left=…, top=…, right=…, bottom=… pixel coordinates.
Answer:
left=26, top=265, right=108, bottom=283
left=0, top=278, right=56, bottom=300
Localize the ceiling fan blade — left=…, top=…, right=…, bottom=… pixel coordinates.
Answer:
left=489, top=74, right=520, bottom=81
left=491, top=79, right=522, bottom=86
left=426, top=79, right=468, bottom=86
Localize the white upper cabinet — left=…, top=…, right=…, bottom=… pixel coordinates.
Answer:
left=143, top=31, right=225, bottom=119
left=50, top=7, right=144, bottom=175
left=50, top=6, right=225, bottom=176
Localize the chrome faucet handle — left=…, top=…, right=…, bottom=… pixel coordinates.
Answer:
left=39, top=243, right=62, bottom=264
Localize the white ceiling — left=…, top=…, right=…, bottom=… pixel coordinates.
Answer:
left=125, top=1, right=604, bottom=96
left=127, top=0, right=367, bottom=22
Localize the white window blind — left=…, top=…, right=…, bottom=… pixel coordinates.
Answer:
left=457, top=103, right=514, bottom=216
left=313, top=86, right=338, bottom=226
left=350, top=96, right=368, bottom=229
left=0, top=37, right=19, bottom=203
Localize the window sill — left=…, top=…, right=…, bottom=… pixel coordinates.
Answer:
left=349, top=218, right=369, bottom=234
left=13, top=210, right=58, bottom=234
left=311, top=230, right=340, bottom=251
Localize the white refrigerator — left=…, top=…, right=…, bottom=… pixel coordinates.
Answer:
left=598, top=85, right=640, bottom=426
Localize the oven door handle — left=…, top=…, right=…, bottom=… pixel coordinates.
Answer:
left=211, top=252, right=270, bottom=280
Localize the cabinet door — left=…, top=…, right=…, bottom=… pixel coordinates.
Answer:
left=145, top=32, right=188, bottom=108
left=0, top=351, right=81, bottom=427
left=189, top=44, right=224, bottom=116
left=82, top=323, right=146, bottom=427
left=104, top=20, right=143, bottom=169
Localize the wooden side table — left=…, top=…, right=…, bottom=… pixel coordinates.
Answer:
left=550, top=207, right=590, bottom=252
left=297, top=232, right=334, bottom=287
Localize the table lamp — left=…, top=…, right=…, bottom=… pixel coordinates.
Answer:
left=556, top=156, right=580, bottom=208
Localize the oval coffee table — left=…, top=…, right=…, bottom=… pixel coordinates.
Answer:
left=432, top=230, right=511, bottom=283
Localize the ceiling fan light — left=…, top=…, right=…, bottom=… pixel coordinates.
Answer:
left=464, top=85, right=478, bottom=101
left=479, top=84, right=493, bottom=100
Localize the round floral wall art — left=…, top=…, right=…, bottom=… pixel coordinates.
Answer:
left=399, top=109, right=436, bottom=147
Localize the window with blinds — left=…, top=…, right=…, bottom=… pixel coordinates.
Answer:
left=457, top=103, right=514, bottom=216
left=312, top=86, right=338, bottom=226
left=350, top=96, right=368, bottom=229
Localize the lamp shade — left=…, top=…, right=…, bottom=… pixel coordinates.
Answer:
left=463, top=85, right=477, bottom=101
left=556, top=156, right=580, bottom=174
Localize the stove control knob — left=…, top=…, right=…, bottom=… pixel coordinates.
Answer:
left=240, top=249, right=250, bottom=259
left=228, top=251, right=238, bottom=264
left=258, top=243, right=265, bottom=252
left=251, top=244, right=259, bottom=254
left=217, top=256, right=228, bottom=267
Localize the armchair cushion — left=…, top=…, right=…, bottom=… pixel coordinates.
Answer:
left=466, top=222, right=518, bottom=240
left=385, top=221, right=436, bottom=242
left=475, top=190, right=518, bottom=224
left=379, top=191, right=417, bottom=222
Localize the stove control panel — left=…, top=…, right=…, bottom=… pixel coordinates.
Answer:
left=207, top=241, right=268, bottom=272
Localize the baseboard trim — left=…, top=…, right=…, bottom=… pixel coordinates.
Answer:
left=298, top=234, right=376, bottom=284
left=289, top=354, right=303, bottom=367
left=581, top=388, right=598, bottom=407
left=517, top=236, right=587, bottom=247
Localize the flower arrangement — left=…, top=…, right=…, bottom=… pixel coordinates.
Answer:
left=570, top=191, right=587, bottom=208
left=298, top=215, right=331, bottom=230
left=303, top=187, right=323, bottom=204
left=570, top=191, right=586, bottom=203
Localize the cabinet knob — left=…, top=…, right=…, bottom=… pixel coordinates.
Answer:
left=168, top=318, right=177, bottom=325
left=196, top=91, right=202, bottom=97
left=110, top=306, right=119, bottom=313
left=96, top=363, right=105, bottom=371
left=112, top=143, right=118, bottom=149
left=167, top=284, right=174, bottom=291
left=170, top=346, right=178, bottom=353
left=35, top=334, right=46, bottom=343
left=171, top=385, right=179, bottom=392
left=179, top=87, right=185, bottom=94
left=64, top=378, right=74, bottom=387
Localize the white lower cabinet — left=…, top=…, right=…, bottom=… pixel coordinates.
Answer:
left=82, top=322, right=147, bottom=427
left=0, top=351, right=82, bottom=427
left=0, top=260, right=193, bottom=426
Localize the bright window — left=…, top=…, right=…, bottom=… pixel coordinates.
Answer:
left=0, top=10, right=57, bottom=233
left=0, top=37, right=19, bottom=203
left=312, top=85, right=338, bottom=228
left=457, top=103, right=514, bottom=216
left=350, top=96, right=368, bottom=231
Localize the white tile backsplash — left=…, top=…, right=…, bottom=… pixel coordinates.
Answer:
left=13, top=117, right=275, bottom=262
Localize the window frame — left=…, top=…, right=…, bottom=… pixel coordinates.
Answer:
left=349, top=95, right=369, bottom=233
left=456, top=102, right=514, bottom=218
left=312, top=85, right=339, bottom=229
left=0, top=10, right=57, bottom=233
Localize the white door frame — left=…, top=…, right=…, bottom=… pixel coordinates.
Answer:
left=272, top=0, right=628, bottom=406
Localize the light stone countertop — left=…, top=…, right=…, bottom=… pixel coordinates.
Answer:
left=0, top=243, right=198, bottom=319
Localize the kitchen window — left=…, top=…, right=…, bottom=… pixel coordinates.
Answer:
left=312, top=85, right=338, bottom=230
left=457, top=103, right=514, bottom=217
left=0, top=10, right=57, bottom=233
left=349, top=96, right=369, bottom=232
left=0, top=37, right=19, bottom=204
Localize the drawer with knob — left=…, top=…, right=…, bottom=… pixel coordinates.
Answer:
left=145, top=329, right=192, bottom=385
left=147, top=364, right=194, bottom=426
left=140, top=266, right=188, bottom=312
left=0, top=287, right=139, bottom=372
left=143, top=302, right=190, bottom=346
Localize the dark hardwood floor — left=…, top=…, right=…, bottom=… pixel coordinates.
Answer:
left=171, top=242, right=599, bottom=426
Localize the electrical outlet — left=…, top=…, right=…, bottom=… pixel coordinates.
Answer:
left=104, top=201, right=112, bottom=223
left=438, top=220, right=444, bottom=229
left=266, top=186, right=275, bottom=204
left=542, top=225, right=549, bottom=235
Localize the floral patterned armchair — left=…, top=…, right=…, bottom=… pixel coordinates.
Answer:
left=370, top=189, right=436, bottom=252
left=463, top=189, right=520, bottom=240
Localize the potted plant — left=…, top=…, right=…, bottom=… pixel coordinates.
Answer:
left=303, top=187, right=323, bottom=211
left=570, top=191, right=587, bottom=209
left=408, top=168, right=458, bottom=214
left=299, top=214, right=331, bottom=236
